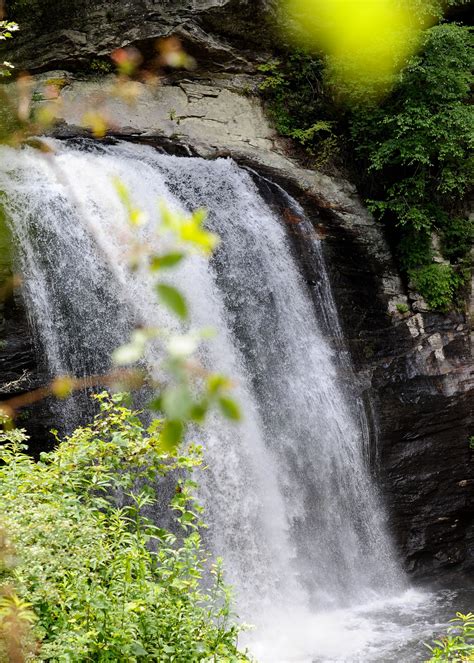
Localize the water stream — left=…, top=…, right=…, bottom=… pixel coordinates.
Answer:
left=0, top=139, right=466, bottom=662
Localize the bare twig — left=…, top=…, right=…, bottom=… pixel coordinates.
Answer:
left=0, top=368, right=147, bottom=422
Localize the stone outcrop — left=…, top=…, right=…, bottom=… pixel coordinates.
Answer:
left=1, top=0, right=472, bottom=581
left=4, top=0, right=276, bottom=73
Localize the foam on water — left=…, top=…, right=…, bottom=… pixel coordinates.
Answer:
left=247, top=587, right=458, bottom=662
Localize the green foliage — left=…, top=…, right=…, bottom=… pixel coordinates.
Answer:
left=0, top=20, right=18, bottom=77
left=397, top=229, right=433, bottom=270
left=425, top=612, right=474, bottom=661
left=395, top=302, right=409, bottom=314
left=352, top=23, right=473, bottom=225
left=410, top=0, right=471, bottom=22
left=258, top=52, right=339, bottom=166
left=0, top=394, right=249, bottom=661
left=156, top=283, right=188, bottom=319
left=0, top=145, right=246, bottom=659
left=109, top=184, right=239, bottom=452
left=409, top=263, right=464, bottom=312
left=350, top=23, right=473, bottom=309
left=259, top=21, right=472, bottom=311
left=440, top=216, right=474, bottom=262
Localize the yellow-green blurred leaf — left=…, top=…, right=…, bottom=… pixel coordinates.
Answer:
left=217, top=396, right=241, bottom=421
left=281, top=0, right=434, bottom=100
left=129, top=208, right=147, bottom=227
left=162, top=384, right=193, bottom=421
left=160, top=420, right=184, bottom=453
left=156, top=284, right=188, bottom=319
left=207, top=374, right=231, bottom=395
left=82, top=111, right=108, bottom=138
left=150, top=252, right=184, bottom=271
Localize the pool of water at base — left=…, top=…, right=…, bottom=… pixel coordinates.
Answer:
left=244, top=586, right=473, bottom=663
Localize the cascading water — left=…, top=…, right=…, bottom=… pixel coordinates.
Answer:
left=0, top=139, right=465, bottom=662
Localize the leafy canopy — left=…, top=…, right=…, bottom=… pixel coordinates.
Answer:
left=350, top=22, right=473, bottom=309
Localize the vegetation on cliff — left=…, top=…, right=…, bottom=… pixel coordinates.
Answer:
left=260, top=16, right=473, bottom=311
left=350, top=23, right=472, bottom=312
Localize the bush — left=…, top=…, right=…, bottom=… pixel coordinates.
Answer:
left=425, top=612, right=474, bottom=661
left=440, top=216, right=474, bottom=262
left=396, top=303, right=409, bottom=315
left=0, top=394, right=248, bottom=661
left=409, top=263, right=459, bottom=312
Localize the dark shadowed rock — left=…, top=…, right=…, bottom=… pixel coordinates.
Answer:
left=0, top=212, right=55, bottom=454
left=3, top=0, right=277, bottom=72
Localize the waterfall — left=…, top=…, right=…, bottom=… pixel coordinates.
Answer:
left=0, top=139, right=408, bottom=661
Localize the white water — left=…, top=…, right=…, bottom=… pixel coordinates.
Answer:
left=0, top=139, right=463, bottom=662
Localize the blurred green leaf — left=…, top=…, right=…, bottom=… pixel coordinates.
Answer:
left=156, top=284, right=188, bottom=319
left=190, top=401, right=208, bottom=423
left=150, top=253, right=184, bottom=271
left=218, top=397, right=241, bottom=421
left=162, top=384, right=192, bottom=420
left=207, top=374, right=231, bottom=395
left=160, top=420, right=184, bottom=452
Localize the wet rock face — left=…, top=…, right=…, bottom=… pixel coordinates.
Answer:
left=1, top=0, right=473, bottom=580
left=0, top=220, right=54, bottom=454
left=317, top=215, right=473, bottom=578
left=378, top=386, right=473, bottom=577
left=0, top=295, right=56, bottom=455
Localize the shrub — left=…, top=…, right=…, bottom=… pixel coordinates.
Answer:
left=90, top=58, right=114, bottom=75
left=409, top=263, right=459, bottom=312
left=440, top=216, right=474, bottom=262
left=425, top=612, right=474, bottom=661
left=396, top=303, right=409, bottom=314
left=0, top=394, right=248, bottom=661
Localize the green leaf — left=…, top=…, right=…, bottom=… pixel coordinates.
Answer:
left=130, top=642, right=148, bottom=656
left=190, top=401, right=208, bottom=423
left=150, top=252, right=184, bottom=271
left=147, top=396, right=162, bottom=412
left=217, top=397, right=241, bottom=421
left=156, top=284, right=188, bottom=319
left=160, top=420, right=184, bottom=452
left=181, top=511, right=195, bottom=523
left=207, top=374, right=231, bottom=395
